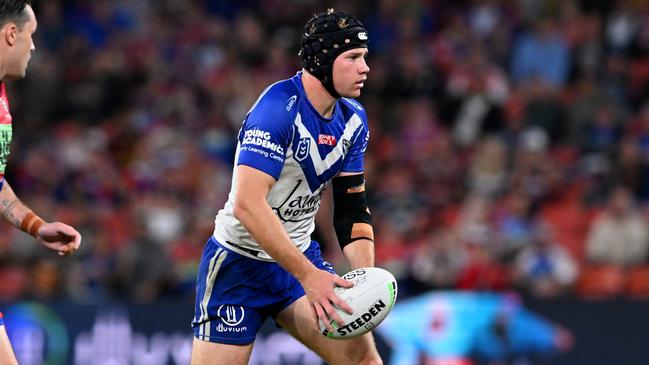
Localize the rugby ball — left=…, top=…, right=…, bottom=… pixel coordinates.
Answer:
left=320, top=267, right=398, bottom=339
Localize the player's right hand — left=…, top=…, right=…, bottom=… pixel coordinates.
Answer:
left=36, top=222, right=82, bottom=256
left=300, top=269, right=354, bottom=332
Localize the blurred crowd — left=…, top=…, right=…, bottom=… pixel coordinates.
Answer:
left=2, top=0, right=649, bottom=304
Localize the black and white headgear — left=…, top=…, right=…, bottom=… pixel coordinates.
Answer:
left=299, top=9, right=368, bottom=99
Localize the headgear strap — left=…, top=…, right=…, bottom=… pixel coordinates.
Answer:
left=299, top=9, right=368, bottom=99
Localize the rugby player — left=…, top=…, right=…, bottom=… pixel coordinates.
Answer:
left=0, top=2, right=82, bottom=363
left=191, top=8, right=381, bottom=365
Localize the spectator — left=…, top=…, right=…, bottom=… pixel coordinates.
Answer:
left=511, top=17, right=570, bottom=89
left=585, top=186, right=649, bottom=266
left=513, top=222, right=578, bottom=297
left=493, top=190, right=535, bottom=262
left=410, top=228, right=466, bottom=290
left=466, top=136, right=508, bottom=197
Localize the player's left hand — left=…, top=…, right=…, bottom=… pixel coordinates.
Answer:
left=35, top=222, right=82, bottom=256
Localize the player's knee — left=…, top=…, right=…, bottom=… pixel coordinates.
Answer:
left=334, top=345, right=382, bottom=365
left=350, top=348, right=382, bottom=365
left=357, top=354, right=383, bottom=365
left=342, top=334, right=382, bottom=365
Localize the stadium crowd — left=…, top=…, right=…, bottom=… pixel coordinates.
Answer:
left=1, top=0, right=649, bottom=304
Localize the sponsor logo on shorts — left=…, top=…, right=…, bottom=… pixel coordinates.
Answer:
left=217, top=305, right=245, bottom=327
left=322, top=260, right=334, bottom=272
left=215, top=322, right=248, bottom=333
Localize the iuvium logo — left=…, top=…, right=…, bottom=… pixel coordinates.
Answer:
left=217, top=305, right=245, bottom=327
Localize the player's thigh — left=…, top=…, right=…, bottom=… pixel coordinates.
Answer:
left=191, top=338, right=253, bottom=365
left=275, top=296, right=382, bottom=365
left=0, top=326, right=18, bottom=365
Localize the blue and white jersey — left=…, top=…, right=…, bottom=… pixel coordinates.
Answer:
left=213, top=71, right=369, bottom=261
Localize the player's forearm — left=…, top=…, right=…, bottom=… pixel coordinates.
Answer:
left=234, top=199, right=317, bottom=280
left=0, top=179, right=37, bottom=230
left=342, top=239, right=375, bottom=268
left=0, top=326, right=19, bottom=365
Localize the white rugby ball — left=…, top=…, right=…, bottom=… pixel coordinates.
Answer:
left=320, top=267, right=398, bottom=339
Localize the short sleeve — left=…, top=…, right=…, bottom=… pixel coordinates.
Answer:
left=236, top=85, right=296, bottom=180
left=0, top=123, right=12, bottom=178
left=340, top=113, right=369, bottom=173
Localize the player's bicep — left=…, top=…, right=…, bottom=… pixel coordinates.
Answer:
left=235, top=165, right=275, bottom=205
left=237, top=128, right=288, bottom=180
left=236, top=91, right=295, bottom=180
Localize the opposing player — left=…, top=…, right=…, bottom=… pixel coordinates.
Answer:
left=191, top=8, right=381, bottom=365
left=0, top=2, right=82, bottom=363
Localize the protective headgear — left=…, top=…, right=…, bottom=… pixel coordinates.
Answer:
left=299, top=9, right=368, bottom=99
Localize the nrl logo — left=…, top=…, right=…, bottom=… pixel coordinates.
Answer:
left=295, top=137, right=310, bottom=162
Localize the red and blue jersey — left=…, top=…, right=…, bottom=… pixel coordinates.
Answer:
left=0, top=83, right=13, bottom=191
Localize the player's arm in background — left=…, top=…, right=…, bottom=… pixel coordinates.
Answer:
left=314, top=187, right=347, bottom=267
left=0, top=317, right=18, bottom=365
left=332, top=172, right=374, bottom=269
left=0, top=178, right=81, bottom=256
left=333, top=105, right=374, bottom=269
